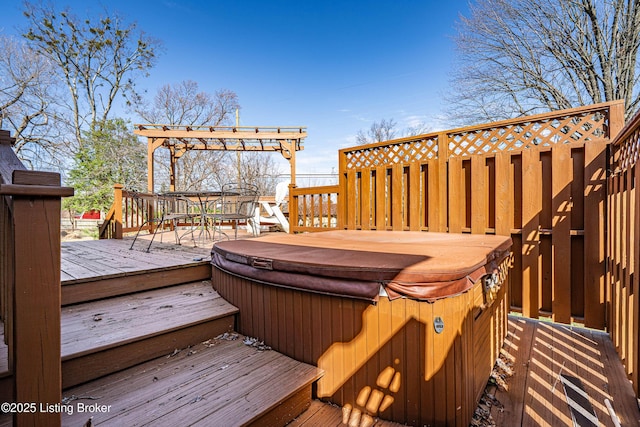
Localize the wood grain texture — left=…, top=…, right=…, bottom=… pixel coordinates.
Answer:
left=493, top=316, right=640, bottom=427
left=552, top=144, right=572, bottom=324
left=213, top=265, right=509, bottom=426
left=13, top=172, right=63, bottom=426
left=61, top=281, right=237, bottom=388
left=62, top=335, right=322, bottom=427
left=521, top=149, right=541, bottom=319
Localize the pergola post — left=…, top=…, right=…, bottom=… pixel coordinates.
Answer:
left=147, top=139, right=154, bottom=193
left=147, top=137, right=166, bottom=193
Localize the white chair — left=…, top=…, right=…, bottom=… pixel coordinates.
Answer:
left=253, top=181, right=290, bottom=235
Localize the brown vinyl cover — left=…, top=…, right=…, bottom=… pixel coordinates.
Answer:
left=211, top=230, right=512, bottom=302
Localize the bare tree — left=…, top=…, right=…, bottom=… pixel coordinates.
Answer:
left=355, top=118, right=433, bottom=146
left=134, top=81, right=238, bottom=127
left=236, top=152, right=282, bottom=196
left=403, top=122, right=432, bottom=137
left=0, top=35, right=65, bottom=169
left=356, top=118, right=398, bottom=145
left=22, top=1, right=159, bottom=146
left=449, top=0, right=640, bottom=123
left=132, top=80, right=242, bottom=191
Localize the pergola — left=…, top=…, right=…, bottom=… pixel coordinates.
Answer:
left=133, top=124, right=307, bottom=192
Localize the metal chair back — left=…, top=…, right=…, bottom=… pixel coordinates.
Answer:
left=211, top=183, right=260, bottom=240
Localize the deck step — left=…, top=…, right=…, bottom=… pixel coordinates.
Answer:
left=288, top=400, right=406, bottom=427
left=61, top=239, right=212, bottom=305
left=61, top=334, right=323, bottom=427
left=62, top=281, right=237, bottom=388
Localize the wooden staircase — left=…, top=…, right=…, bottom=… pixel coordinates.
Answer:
left=2, top=240, right=323, bottom=427
left=58, top=241, right=322, bottom=426
left=61, top=280, right=238, bottom=389
left=62, top=332, right=322, bottom=426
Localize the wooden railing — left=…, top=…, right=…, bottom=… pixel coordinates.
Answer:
left=99, top=186, right=162, bottom=239
left=289, top=101, right=625, bottom=330
left=0, top=129, right=73, bottom=425
left=336, top=140, right=612, bottom=328
left=100, top=186, right=288, bottom=239
left=608, top=109, right=640, bottom=399
left=290, top=185, right=340, bottom=233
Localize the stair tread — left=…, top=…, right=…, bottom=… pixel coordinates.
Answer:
left=288, top=400, right=406, bottom=426
left=61, top=281, right=237, bottom=359
left=61, top=239, right=210, bottom=285
left=62, top=334, right=323, bottom=427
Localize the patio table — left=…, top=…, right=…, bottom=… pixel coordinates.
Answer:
left=160, top=191, right=223, bottom=244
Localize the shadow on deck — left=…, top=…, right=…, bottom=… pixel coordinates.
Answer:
left=2, top=237, right=639, bottom=426
left=490, top=316, right=640, bottom=426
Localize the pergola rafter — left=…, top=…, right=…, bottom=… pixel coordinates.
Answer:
left=134, top=124, right=306, bottom=192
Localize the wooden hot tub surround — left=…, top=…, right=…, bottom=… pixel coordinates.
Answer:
left=211, top=230, right=512, bottom=426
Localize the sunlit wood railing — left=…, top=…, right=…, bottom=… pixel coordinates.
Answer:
left=288, top=101, right=625, bottom=330
left=0, top=129, right=73, bottom=425
left=608, top=109, right=640, bottom=399
left=99, top=186, right=163, bottom=239
left=289, top=185, right=340, bottom=233
left=100, top=186, right=274, bottom=239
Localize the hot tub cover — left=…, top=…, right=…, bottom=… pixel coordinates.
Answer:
left=211, top=230, right=512, bottom=302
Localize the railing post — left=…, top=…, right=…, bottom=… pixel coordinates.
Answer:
left=435, top=131, right=449, bottom=232
left=1, top=169, right=73, bottom=427
left=288, top=184, right=298, bottom=233
left=113, top=183, right=124, bottom=239
left=608, top=100, right=625, bottom=139
left=337, top=149, right=347, bottom=229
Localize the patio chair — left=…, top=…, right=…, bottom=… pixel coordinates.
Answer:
left=129, top=194, right=199, bottom=252
left=209, top=183, right=260, bottom=241
left=253, top=180, right=290, bottom=234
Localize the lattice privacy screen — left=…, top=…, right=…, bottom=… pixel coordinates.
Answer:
left=343, top=107, right=611, bottom=170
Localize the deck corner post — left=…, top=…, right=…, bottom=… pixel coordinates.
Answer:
left=113, top=183, right=124, bottom=239
left=288, top=183, right=298, bottom=233
left=436, top=131, right=450, bottom=231
left=337, top=149, right=347, bottom=230
left=608, top=100, right=625, bottom=139
left=11, top=170, right=66, bottom=427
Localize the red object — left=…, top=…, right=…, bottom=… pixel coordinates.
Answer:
left=81, top=210, right=100, bottom=219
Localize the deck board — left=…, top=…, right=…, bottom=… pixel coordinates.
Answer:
left=492, top=316, right=640, bottom=427
left=287, top=400, right=406, bottom=426
left=61, top=281, right=236, bottom=359
left=61, top=238, right=211, bottom=285
left=61, top=335, right=323, bottom=427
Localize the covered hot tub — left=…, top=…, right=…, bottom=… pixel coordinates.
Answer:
left=211, top=230, right=512, bottom=426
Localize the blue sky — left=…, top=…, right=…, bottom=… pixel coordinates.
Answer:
left=1, top=1, right=470, bottom=183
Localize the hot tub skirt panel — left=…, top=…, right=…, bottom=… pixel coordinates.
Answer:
left=212, top=265, right=509, bottom=427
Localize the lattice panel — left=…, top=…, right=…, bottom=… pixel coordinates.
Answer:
left=613, top=126, right=640, bottom=172
left=448, top=110, right=609, bottom=157
left=344, top=136, right=438, bottom=170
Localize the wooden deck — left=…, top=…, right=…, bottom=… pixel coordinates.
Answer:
left=288, top=400, right=406, bottom=426
left=60, top=234, right=220, bottom=305
left=61, top=334, right=323, bottom=427
left=3, top=237, right=640, bottom=426
left=61, top=280, right=238, bottom=388
left=491, top=316, right=640, bottom=426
